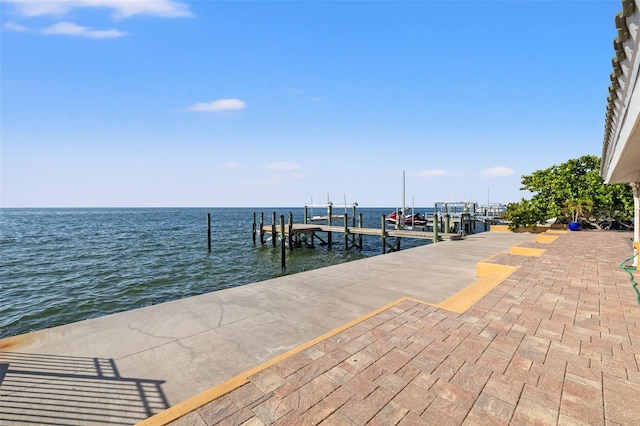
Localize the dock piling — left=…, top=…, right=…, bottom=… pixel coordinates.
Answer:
left=358, top=213, right=363, bottom=249
left=260, top=212, right=265, bottom=244
left=207, top=213, right=212, bottom=253
left=288, top=212, right=294, bottom=251
left=252, top=212, right=256, bottom=245
left=433, top=213, right=439, bottom=243
left=280, top=215, right=286, bottom=271
left=381, top=214, right=387, bottom=254
left=327, top=203, right=333, bottom=251
left=271, top=212, right=277, bottom=248
left=344, top=213, right=349, bottom=250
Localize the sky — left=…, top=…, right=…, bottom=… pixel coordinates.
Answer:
left=0, top=0, right=622, bottom=208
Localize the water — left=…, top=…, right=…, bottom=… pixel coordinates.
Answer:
left=0, top=207, right=442, bottom=338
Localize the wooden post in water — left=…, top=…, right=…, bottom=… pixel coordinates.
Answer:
left=207, top=212, right=212, bottom=253
left=327, top=203, right=333, bottom=251
left=358, top=213, right=363, bottom=249
left=260, top=212, right=265, bottom=244
left=271, top=212, right=277, bottom=248
left=381, top=214, right=387, bottom=254
left=304, top=206, right=308, bottom=224
left=344, top=213, right=349, bottom=250
left=352, top=205, right=357, bottom=227
left=280, top=215, right=286, bottom=271
left=252, top=212, right=256, bottom=245
left=288, top=212, right=294, bottom=251
left=433, top=212, right=439, bottom=243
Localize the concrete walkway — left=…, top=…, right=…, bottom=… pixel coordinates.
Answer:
left=148, top=230, right=640, bottom=426
left=0, top=231, right=535, bottom=425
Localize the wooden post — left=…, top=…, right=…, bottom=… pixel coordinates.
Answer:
left=381, top=214, right=387, bottom=254
left=327, top=203, right=333, bottom=251
left=252, top=212, right=256, bottom=245
left=433, top=212, right=439, bottom=243
left=260, top=212, right=265, bottom=244
left=358, top=213, right=363, bottom=249
left=207, top=212, right=212, bottom=253
left=352, top=205, right=357, bottom=227
left=344, top=213, right=349, bottom=250
left=444, top=214, right=450, bottom=234
left=288, top=212, right=293, bottom=251
left=271, top=212, right=277, bottom=247
left=280, top=215, right=286, bottom=271
left=304, top=206, right=308, bottom=224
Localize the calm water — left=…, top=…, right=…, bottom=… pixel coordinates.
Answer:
left=0, top=207, right=440, bottom=338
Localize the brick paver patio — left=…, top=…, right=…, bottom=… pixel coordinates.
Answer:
left=167, top=231, right=640, bottom=425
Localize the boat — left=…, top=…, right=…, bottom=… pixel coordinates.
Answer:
left=386, top=208, right=427, bottom=226
left=385, top=171, right=428, bottom=227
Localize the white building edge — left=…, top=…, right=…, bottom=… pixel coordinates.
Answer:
left=601, top=0, right=640, bottom=264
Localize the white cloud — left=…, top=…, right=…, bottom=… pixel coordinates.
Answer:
left=3, top=21, right=32, bottom=32
left=481, top=166, right=514, bottom=177
left=417, top=169, right=447, bottom=178
left=266, top=162, right=301, bottom=171
left=257, top=172, right=306, bottom=187
left=222, top=161, right=243, bottom=169
left=41, top=21, right=126, bottom=38
left=257, top=177, right=287, bottom=186
left=189, top=99, right=247, bottom=112
left=291, top=172, right=307, bottom=180
left=2, top=0, right=193, bottom=19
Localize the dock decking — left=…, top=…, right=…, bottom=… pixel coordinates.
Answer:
left=279, top=224, right=463, bottom=240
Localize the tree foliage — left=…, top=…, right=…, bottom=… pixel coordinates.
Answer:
left=503, top=155, right=634, bottom=230
left=503, top=199, right=547, bottom=230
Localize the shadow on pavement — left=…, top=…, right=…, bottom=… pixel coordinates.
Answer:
left=0, top=351, right=168, bottom=425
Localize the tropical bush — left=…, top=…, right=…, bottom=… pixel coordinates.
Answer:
left=504, top=155, right=633, bottom=230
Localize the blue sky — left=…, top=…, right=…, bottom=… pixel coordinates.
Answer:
left=1, top=0, right=621, bottom=208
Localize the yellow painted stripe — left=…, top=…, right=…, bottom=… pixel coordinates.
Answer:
left=138, top=297, right=416, bottom=426
left=546, top=229, right=569, bottom=234
left=634, top=241, right=640, bottom=251
left=476, top=261, right=515, bottom=278
left=438, top=268, right=518, bottom=313
left=509, top=245, right=546, bottom=257
left=536, top=234, right=558, bottom=244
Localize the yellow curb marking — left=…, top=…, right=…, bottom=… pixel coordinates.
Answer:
left=437, top=258, right=519, bottom=313
left=476, top=260, right=515, bottom=278
left=536, top=234, right=558, bottom=244
left=509, top=245, right=546, bottom=257
left=438, top=269, right=518, bottom=313
left=546, top=229, right=569, bottom=234
left=140, top=235, right=561, bottom=425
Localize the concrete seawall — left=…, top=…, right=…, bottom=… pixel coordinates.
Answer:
left=0, top=231, right=537, bottom=425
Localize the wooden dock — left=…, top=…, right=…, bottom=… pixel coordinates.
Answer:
left=305, top=225, right=463, bottom=240
left=252, top=211, right=466, bottom=271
